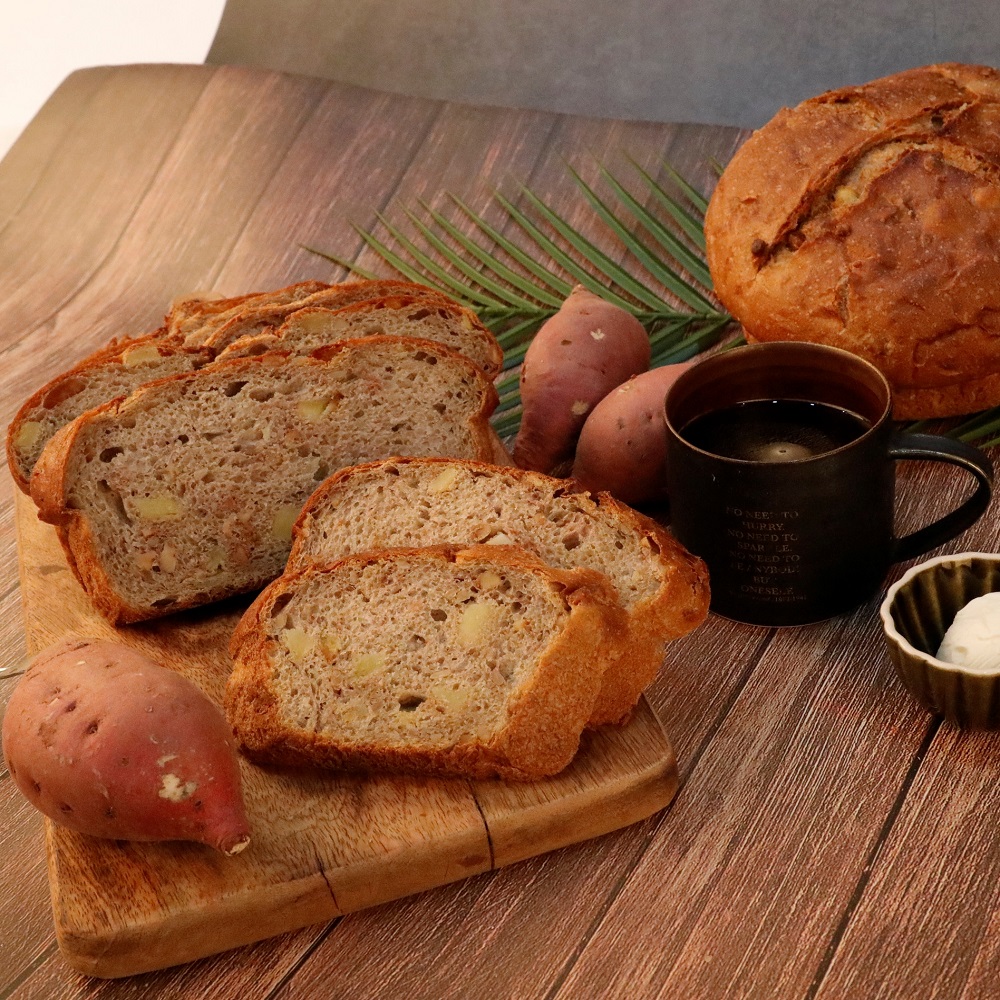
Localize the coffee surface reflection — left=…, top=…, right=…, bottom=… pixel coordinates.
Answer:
left=680, top=398, right=871, bottom=463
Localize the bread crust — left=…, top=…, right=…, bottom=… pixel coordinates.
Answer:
left=705, top=63, right=1000, bottom=418
left=219, top=293, right=504, bottom=378
left=288, top=457, right=709, bottom=725
left=226, top=545, right=622, bottom=780
left=199, top=280, right=457, bottom=352
left=29, top=341, right=509, bottom=625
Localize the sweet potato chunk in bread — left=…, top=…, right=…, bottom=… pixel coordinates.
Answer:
left=7, top=338, right=212, bottom=494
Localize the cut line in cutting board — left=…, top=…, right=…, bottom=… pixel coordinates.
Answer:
left=14, top=490, right=679, bottom=978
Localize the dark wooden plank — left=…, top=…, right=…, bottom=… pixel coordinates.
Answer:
left=811, top=726, right=1000, bottom=1000
left=346, top=99, right=560, bottom=280
left=211, top=83, right=445, bottom=290
left=4, top=927, right=330, bottom=1000
left=22, top=65, right=331, bottom=353
left=0, top=66, right=213, bottom=345
left=0, top=781, right=54, bottom=995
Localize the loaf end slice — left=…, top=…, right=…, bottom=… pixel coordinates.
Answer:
left=220, top=294, right=504, bottom=378
left=200, top=279, right=457, bottom=352
left=226, top=545, right=620, bottom=780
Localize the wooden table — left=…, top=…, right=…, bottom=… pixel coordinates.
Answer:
left=2, top=63, right=1000, bottom=1000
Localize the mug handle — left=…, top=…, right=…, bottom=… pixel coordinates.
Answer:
left=889, top=431, right=994, bottom=562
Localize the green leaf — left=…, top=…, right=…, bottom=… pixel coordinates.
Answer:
left=402, top=206, right=549, bottom=313
left=629, top=161, right=708, bottom=251
left=596, top=165, right=714, bottom=288
left=661, top=160, right=711, bottom=215
left=566, top=164, right=716, bottom=310
left=415, top=199, right=565, bottom=309
left=516, top=185, right=674, bottom=312
left=300, top=245, right=380, bottom=280
left=368, top=214, right=498, bottom=308
left=449, top=194, right=575, bottom=301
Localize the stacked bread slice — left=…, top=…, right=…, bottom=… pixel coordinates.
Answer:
left=224, top=458, right=710, bottom=781
left=7, top=279, right=502, bottom=492
left=14, top=279, right=510, bottom=624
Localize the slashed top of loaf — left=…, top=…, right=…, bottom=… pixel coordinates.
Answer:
left=705, top=63, right=1000, bottom=404
left=257, top=550, right=569, bottom=748
left=290, top=458, right=664, bottom=614
left=51, top=341, right=498, bottom=614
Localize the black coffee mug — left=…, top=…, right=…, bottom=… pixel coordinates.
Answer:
left=664, top=343, right=994, bottom=626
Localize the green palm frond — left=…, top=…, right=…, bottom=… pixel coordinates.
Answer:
left=309, top=159, right=738, bottom=436
left=948, top=411, right=1000, bottom=448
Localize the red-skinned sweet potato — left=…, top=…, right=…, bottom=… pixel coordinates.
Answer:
left=571, top=362, right=692, bottom=507
left=2, top=638, right=251, bottom=854
left=513, top=286, right=650, bottom=473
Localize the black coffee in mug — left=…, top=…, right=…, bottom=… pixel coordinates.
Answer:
left=681, top=398, right=871, bottom=463
left=663, top=343, right=994, bottom=627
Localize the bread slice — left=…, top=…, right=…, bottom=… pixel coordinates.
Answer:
left=6, top=337, right=213, bottom=494
left=219, top=294, right=504, bottom=377
left=7, top=281, right=479, bottom=494
left=225, top=545, right=624, bottom=780
left=287, top=457, right=710, bottom=725
left=30, top=339, right=511, bottom=625
left=197, top=279, right=457, bottom=352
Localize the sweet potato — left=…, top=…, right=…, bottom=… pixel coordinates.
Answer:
left=513, top=286, right=650, bottom=473
left=2, top=638, right=251, bottom=854
left=571, top=362, right=692, bottom=507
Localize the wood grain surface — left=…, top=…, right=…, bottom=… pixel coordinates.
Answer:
left=2, top=60, right=1000, bottom=1000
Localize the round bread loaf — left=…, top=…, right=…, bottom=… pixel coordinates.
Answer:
left=704, top=63, right=1000, bottom=419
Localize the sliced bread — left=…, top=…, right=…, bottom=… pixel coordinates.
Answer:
left=172, top=280, right=330, bottom=343
left=30, top=339, right=510, bottom=625
left=225, top=544, right=624, bottom=780
left=287, top=458, right=709, bottom=725
left=197, top=279, right=457, bottom=352
left=8, top=281, right=492, bottom=494
left=219, top=294, right=504, bottom=377
left=6, top=337, right=213, bottom=494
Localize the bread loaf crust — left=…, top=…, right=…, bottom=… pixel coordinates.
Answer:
left=705, top=63, right=1000, bottom=418
left=219, top=293, right=504, bottom=377
left=226, top=545, right=623, bottom=780
left=196, top=280, right=457, bottom=351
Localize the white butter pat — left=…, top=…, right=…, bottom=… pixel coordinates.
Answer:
left=936, top=592, right=1000, bottom=672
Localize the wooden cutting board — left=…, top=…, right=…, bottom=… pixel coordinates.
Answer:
left=14, top=491, right=679, bottom=979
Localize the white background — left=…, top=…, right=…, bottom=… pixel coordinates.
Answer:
left=1, top=0, right=227, bottom=158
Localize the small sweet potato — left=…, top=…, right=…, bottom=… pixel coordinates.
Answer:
left=513, top=286, right=650, bottom=473
left=571, top=362, right=692, bottom=507
left=2, top=638, right=251, bottom=854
